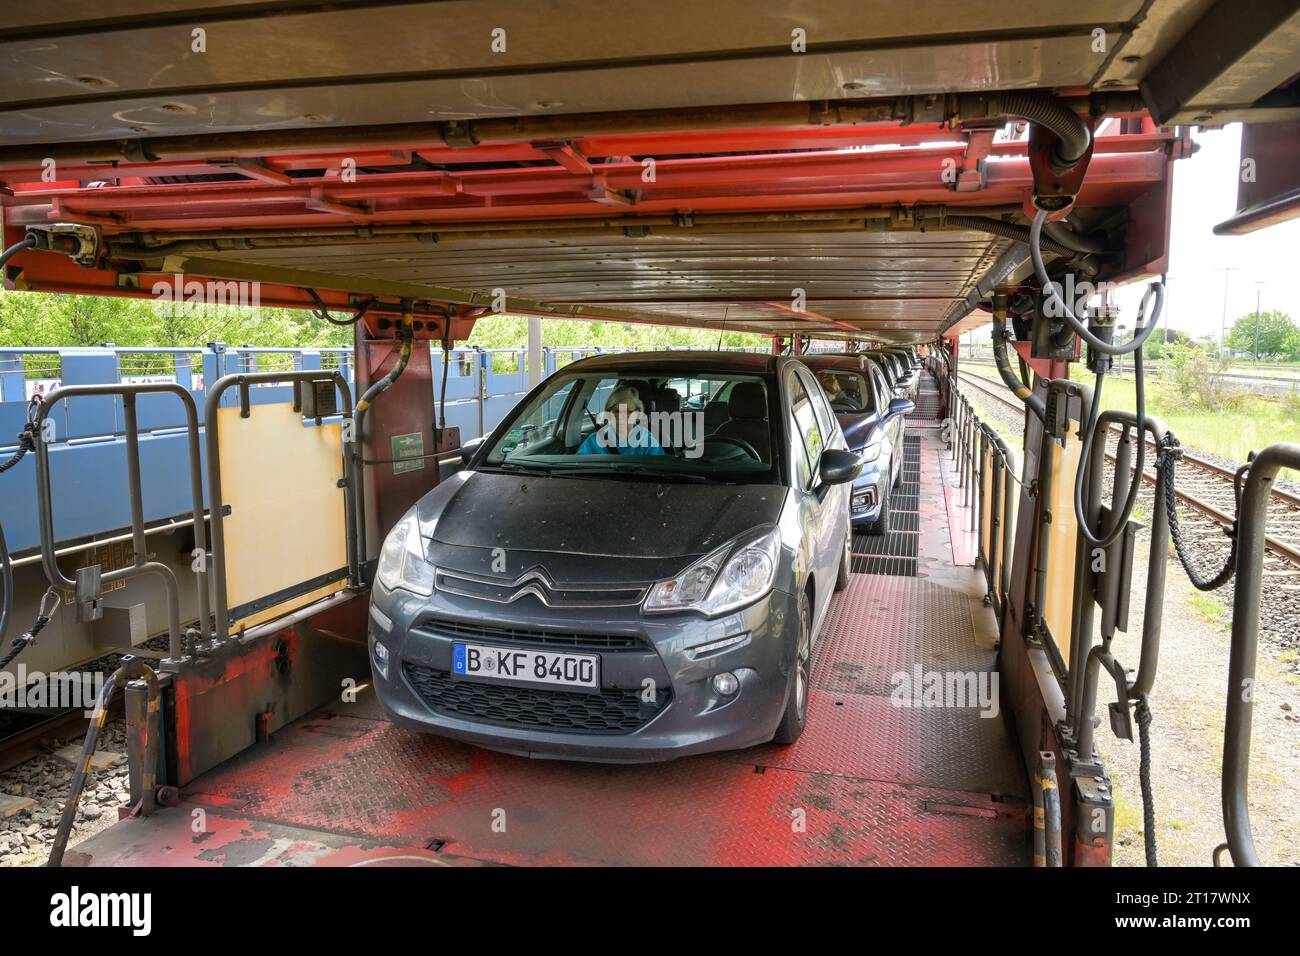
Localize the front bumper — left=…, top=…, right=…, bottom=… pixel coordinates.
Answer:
left=368, top=582, right=799, bottom=762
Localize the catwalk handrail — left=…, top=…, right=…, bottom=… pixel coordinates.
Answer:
left=1221, top=441, right=1300, bottom=866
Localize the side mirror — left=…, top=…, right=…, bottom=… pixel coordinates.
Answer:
left=819, top=448, right=863, bottom=486
left=459, top=436, right=486, bottom=466
left=887, top=397, right=915, bottom=418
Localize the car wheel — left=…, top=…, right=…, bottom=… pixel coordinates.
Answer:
left=869, top=482, right=892, bottom=535
left=835, top=521, right=852, bottom=591
left=772, top=590, right=812, bottom=745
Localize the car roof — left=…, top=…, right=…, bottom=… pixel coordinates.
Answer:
left=796, top=354, right=878, bottom=373
left=564, top=349, right=777, bottom=374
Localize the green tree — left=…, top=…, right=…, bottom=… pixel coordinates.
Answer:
left=1143, top=326, right=1190, bottom=360
left=1225, top=309, right=1298, bottom=360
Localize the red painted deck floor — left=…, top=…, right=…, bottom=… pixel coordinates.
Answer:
left=69, top=428, right=1031, bottom=867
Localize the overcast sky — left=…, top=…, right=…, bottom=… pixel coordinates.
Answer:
left=966, top=123, right=1300, bottom=345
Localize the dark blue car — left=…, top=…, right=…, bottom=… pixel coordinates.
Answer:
left=798, top=354, right=914, bottom=534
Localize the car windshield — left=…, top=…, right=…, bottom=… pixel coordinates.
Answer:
left=811, top=368, right=876, bottom=414
left=480, top=367, right=778, bottom=483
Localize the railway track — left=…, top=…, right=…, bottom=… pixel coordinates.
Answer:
left=954, top=370, right=1300, bottom=569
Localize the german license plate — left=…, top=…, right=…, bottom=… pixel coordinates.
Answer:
left=451, top=642, right=599, bottom=690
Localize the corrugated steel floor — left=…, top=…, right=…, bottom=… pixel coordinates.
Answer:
left=66, top=427, right=1029, bottom=867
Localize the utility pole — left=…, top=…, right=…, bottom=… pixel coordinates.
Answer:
left=1253, top=282, right=1264, bottom=361
left=1219, top=267, right=1238, bottom=358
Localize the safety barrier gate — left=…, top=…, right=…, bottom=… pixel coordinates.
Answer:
left=946, top=361, right=1299, bottom=867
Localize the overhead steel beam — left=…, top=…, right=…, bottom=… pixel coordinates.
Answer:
left=1140, top=0, right=1300, bottom=125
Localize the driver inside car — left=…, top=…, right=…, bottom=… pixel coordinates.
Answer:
left=576, top=384, right=667, bottom=455
left=817, top=370, right=844, bottom=403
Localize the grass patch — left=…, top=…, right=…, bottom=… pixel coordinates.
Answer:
left=963, top=366, right=1299, bottom=479
left=1093, top=377, right=1300, bottom=480
left=1112, top=787, right=1142, bottom=835
left=1187, top=591, right=1230, bottom=632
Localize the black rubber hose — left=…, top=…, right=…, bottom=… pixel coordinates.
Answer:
left=0, top=234, right=35, bottom=270
left=1073, top=352, right=1147, bottom=550
left=991, top=312, right=1046, bottom=422
left=944, top=215, right=1080, bottom=259
left=998, top=91, right=1093, bottom=167
left=353, top=309, right=415, bottom=469
left=1030, top=210, right=1165, bottom=356
left=1044, top=219, right=1110, bottom=255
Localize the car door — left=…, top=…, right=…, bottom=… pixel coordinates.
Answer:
left=867, top=359, right=901, bottom=482
left=783, top=362, right=846, bottom=634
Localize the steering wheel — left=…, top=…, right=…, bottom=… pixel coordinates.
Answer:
left=705, top=435, right=761, bottom=461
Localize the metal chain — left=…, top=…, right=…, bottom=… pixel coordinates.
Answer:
left=1157, top=434, right=1237, bottom=592
left=1135, top=694, right=1158, bottom=867
left=0, top=587, right=59, bottom=669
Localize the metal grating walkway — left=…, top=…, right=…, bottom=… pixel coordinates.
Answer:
left=907, top=368, right=944, bottom=425
left=851, top=435, right=922, bottom=576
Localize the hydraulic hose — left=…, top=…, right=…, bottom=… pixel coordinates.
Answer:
left=1073, top=352, right=1148, bottom=550
left=0, top=234, right=35, bottom=270
left=945, top=215, right=1084, bottom=262
left=1044, top=218, right=1109, bottom=255
left=997, top=91, right=1092, bottom=168
left=990, top=311, right=1046, bottom=422
left=1029, top=209, right=1164, bottom=356
left=355, top=310, right=415, bottom=420
left=352, top=307, right=415, bottom=573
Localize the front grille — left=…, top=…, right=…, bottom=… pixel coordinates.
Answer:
left=414, top=616, right=647, bottom=651
left=403, top=663, right=671, bottom=734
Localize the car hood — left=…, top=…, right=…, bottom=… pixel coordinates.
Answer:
left=417, top=470, right=786, bottom=581
left=837, top=412, right=883, bottom=451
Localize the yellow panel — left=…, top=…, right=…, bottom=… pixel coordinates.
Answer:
left=977, top=447, right=987, bottom=564
left=217, top=404, right=348, bottom=635
left=997, top=453, right=1018, bottom=598
left=1042, top=435, right=1082, bottom=661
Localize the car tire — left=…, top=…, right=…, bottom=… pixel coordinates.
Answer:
left=835, top=521, right=852, bottom=591
left=869, top=482, right=892, bottom=535
left=772, top=590, right=812, bottom=745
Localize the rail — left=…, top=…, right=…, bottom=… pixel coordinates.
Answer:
left=1221, top=441, right=1300, bottom=867
left=31, top=382, right=209, bottom=660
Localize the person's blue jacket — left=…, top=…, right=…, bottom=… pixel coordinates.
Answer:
left=576, top=424, right=666, bottom=455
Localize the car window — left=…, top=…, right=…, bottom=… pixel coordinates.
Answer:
left=495, top=379, right=578, bottom=457
left=811, top=367, right=875, bottom=414
left=869, top=363, right=890, bottom=409
left=481, top=366, right=779, bottom=484
left=799, top=367, right=837, bottom=439
left=788, top=371, right=824, bottom=489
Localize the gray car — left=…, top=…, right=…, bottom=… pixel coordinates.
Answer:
left=367, top=351, right=862, bottom=762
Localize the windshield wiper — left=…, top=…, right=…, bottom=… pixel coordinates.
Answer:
left=555, top=466, right=715, bottom=484
left=481, top=462, right=553, bottom=477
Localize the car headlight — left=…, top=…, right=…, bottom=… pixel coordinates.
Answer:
left=376, top=512, right=434, bottom=596
left=644, top=527, right=780, bottom=616
left=856, top=442, right=882, bottom=463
